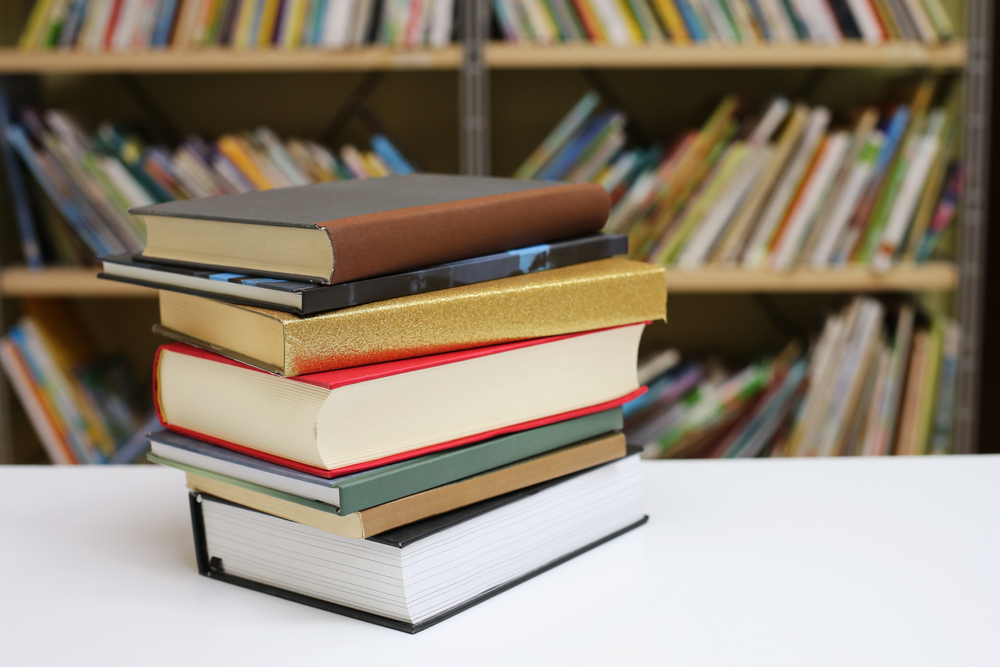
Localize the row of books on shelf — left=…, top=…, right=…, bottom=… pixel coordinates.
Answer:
left=492, top=0, right=955, bottom=45
left=1, top=84, right=961, bottom=274
left=0, top=300, right=155, bottom=464
left=518, top=80, right=961, bottom=270
left=0, top=101, right=414, bottom=267
left=632, top=297, right=958, bottom=457
left=17, top=0, right=456, bottom=52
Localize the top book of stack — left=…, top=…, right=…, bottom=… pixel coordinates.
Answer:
left=129, top=174, right=611, bottom=284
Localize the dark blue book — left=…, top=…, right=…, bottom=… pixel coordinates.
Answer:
left=98, top=233, right=628, bottom=315
left=0, top=90, right=43, bottom=268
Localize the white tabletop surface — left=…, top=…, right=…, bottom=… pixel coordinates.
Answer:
left=1, top=456, right=998, bottom=666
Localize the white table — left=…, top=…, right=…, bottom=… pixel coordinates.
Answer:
left=2, top=456, right=998, bottom=666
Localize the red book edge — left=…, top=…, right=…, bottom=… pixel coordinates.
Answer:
left=104, top=0, right=125, bottom=49
left=156, top=321, right=649, bottom=391
left=158, top=387, right=646, bottom=478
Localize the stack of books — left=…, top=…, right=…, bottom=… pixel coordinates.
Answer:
left=518, top=83, right=962, bottom=270
left=492, top=0, right=954, bottom=45
left=0, top=300, right=155, bottom=464
left=629, top=297, right=959, bottom=457
left=0, top=104, right=412, bottom=266
left=105, top=173, right=666, bottom=631
left=17, top=0, right=456, bottom=52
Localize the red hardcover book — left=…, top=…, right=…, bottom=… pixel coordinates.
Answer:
left=155, top=324, right=648, bottom=477
left=103, top=0, right=125, bottom=49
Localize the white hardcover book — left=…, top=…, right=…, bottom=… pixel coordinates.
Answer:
left=748, top=98, right=792, bottom=147
left=322, top=0, right=351, bottom=49
left=845, top=0, right=884, bottom=42
left=770, top=131, right=851, bottom=270
left=350, top=0, right=373, bottom=44
left=812, top=0, right=844, bottom=42
left=872, top=117, right=943, bottom=271
left=742, top=107, right=831, bottom=268
left=786, top=0, right=833, bottom=42
left=590, top=0, right=633, bottom=45
left=809, top=131, right=883, bottom=268
left=429, top=0, right=454, bottom=46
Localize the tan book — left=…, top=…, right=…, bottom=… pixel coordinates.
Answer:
left=894, top=331, right=928, bottom=455
left=156, top=257, right=668, bottom=377
left=185, top=433, right=626, bottom=539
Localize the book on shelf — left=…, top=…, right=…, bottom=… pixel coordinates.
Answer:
left=489, top=0, right=954, bottom=44
left=129, top=174, right=611, bottom=283
left=0, top=300, right=154, bottom=464
left=516, top=83, right=960, bottom=272
left=152, top=257, right=666, bottom=376
left=18, top=0, right=457, bottom=52
left=629, top=297, right=960, bottom=458
left=3, top=106, right=415, bottom=265
left=98, top=233, right=629, bottom=315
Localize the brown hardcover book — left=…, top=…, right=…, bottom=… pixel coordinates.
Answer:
left=184, top=432, right=627, bottom=539
left=155, top=257, right=668, bottom=377
left=131, top=174, right=610, bottom=284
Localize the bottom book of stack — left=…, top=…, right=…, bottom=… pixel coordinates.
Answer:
left=188, top=452, right=645, bottom=632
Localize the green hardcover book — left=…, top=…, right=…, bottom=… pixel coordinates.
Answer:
left=147, top=408, right=623, bottom=515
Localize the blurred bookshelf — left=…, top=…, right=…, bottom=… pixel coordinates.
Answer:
left=0, top=0, right=989, bottom=462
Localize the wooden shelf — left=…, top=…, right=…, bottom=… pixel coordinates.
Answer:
left=663, top=262, right=958, bottom=293
left=0, top=46, right=463, bottom=74
left=0, top=263, right=956, bottom=298
left=486, top=42, right=968, bottom=69
left=0, top=267, right=155, bottom=298
left=0, top=42, right=967, bottom=74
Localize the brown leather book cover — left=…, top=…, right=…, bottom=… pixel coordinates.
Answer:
left=132, top=174, right=611, bottom=284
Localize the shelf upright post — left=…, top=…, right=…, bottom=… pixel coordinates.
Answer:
left=955, top=0, right=994, bottom=454
left=459, top=0, right=490, bottom=175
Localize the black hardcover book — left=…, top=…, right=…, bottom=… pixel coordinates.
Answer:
left=188, top=450, right=647, bottom=633
left=826, top=0, right=863, bottom=39
left=98, top=233, right=627, bottom=316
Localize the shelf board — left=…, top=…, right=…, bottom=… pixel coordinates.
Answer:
left=0, top=42, right=966, bottom=74
left=663, top=263, right=958, bottom=293
left=0, top=46, right=463, bottom=74
left=0, top=267, right=155, bottom=298
left=0, top=263, right=956, bottom=298
left=485, top=42, right=968, bottom=69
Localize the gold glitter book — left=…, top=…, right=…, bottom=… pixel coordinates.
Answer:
left=154, top=257, right=667, bottom=377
